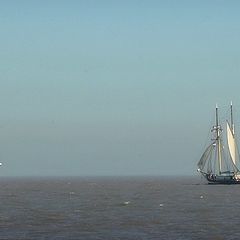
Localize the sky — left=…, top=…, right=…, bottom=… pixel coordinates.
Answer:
left=1, top=1, right=240, bottom=176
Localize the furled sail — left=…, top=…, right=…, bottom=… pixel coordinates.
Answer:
left=227, top=121, right=236, bottom=165
left=197, top=144, right=214, bottom=171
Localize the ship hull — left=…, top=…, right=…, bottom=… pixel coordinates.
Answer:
left=207, top=179, right=240, bottom=184
left=208, top=181, right=240, bottom=184
left=205, top=173, right=240, bottom=184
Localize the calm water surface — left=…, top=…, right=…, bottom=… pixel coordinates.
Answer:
left=0, top=176, right=239, bottom=239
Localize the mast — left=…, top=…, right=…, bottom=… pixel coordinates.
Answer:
left=216, top=104, right=219, bottom=127
left=228, top=101, right=237, bottom=170
left=231, top=101, right=234, bottom=134
left=216, top=104, right=222, bottom=174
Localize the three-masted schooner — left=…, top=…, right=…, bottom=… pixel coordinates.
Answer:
left=197, top=102, right=240, bottom=184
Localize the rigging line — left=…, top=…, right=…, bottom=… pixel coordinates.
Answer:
left=224, top=107, right=230, bottom=123
left=199, top=144, right=213, bottom=171
left=214, top=143, right=217, bottom=173
left=226, top=105, right=240, bottom=171
left=198, top=110, right=215, bottom=163
left=209, top=146, right=214, bottom=173
left=221, top=140, right=231, bottom=171
left=232, top=119, right=240, bottom=169
left=234, top=141, right=240, bottom=171
left=226, top=133, right=239, bottom=172
left=206, top=147, right=213, bottom=173
left=221, top=138, right=230, bottom=170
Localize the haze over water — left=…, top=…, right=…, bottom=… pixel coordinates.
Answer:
left=1, top=1, right=240, bottom=177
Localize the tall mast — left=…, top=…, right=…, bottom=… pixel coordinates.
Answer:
left=231, top=101, right=234, bottom=134
left=216, top=104, right=222, bottom=174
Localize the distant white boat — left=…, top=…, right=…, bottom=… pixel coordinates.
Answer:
left=197, top=103, right=240, bottom=184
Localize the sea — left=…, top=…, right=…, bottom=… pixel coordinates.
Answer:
left=0, top=176, right=240, bottom=240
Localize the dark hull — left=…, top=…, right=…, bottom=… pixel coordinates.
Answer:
left=206, top=174, right=240, bottom=184
left=207, top=180, right=240, bottom=184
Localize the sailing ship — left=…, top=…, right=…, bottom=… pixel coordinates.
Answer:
left=197, top=102, right=240, bottom=184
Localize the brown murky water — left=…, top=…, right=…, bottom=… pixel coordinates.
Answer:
left=0, top=176, right=239, bottom=239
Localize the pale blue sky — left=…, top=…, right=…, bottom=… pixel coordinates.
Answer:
left=1, top=1, right=240, bottom=176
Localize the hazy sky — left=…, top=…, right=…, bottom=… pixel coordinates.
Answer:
left=1, top=1, right=240, bottom=176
